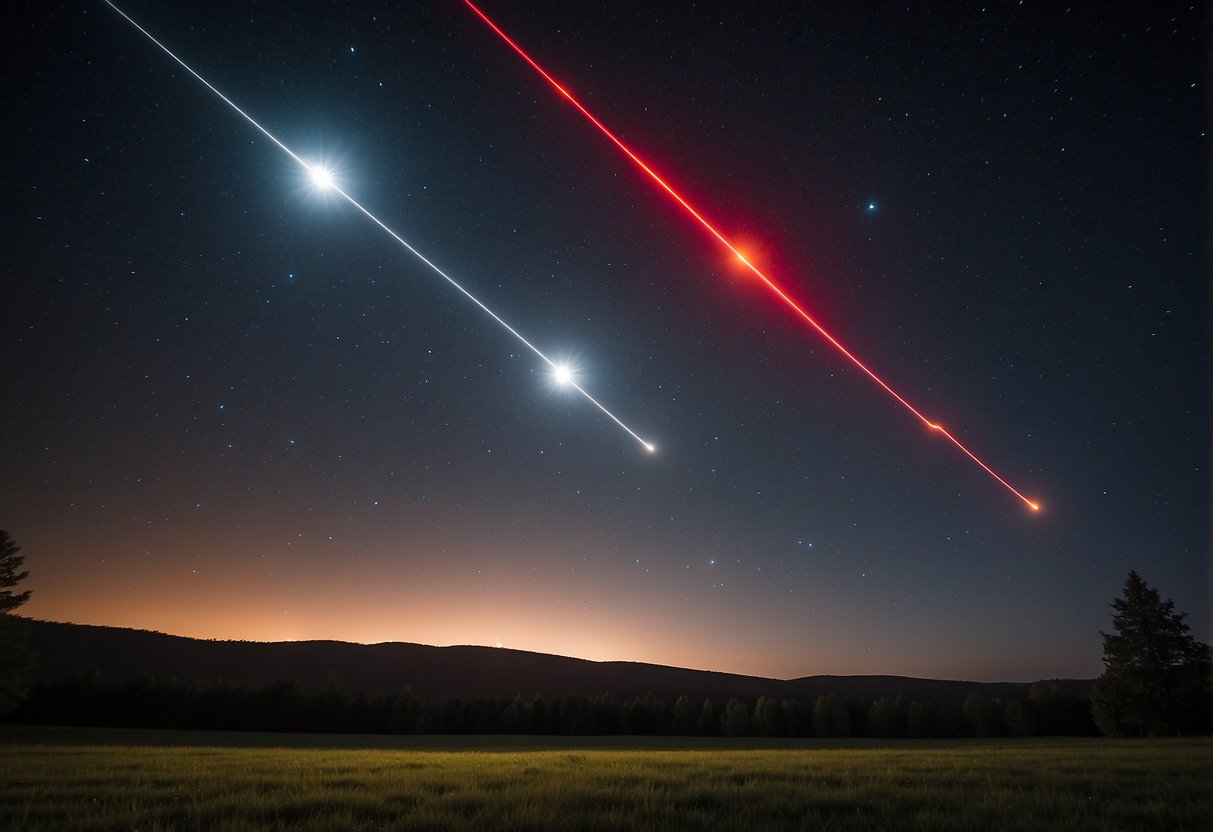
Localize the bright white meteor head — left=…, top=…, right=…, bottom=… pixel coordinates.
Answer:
left=553, top=363, right=574, bottom=386
left=308, top=164, right=334, bottom=189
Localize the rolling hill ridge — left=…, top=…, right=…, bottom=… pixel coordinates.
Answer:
left=25, top=619, right=1092, bottom=701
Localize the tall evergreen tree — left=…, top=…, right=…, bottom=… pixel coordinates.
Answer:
left=0, top=531, right=31, bottom=613
left=0, top=530, right=37, bottom=714
left=1090, top=571, right=1211, bottom=736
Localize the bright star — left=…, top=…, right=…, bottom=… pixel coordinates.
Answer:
left=553, top=363, right=574, bottom=386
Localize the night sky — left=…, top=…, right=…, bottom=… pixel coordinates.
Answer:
left=4, top=0, right=1208, bottom=682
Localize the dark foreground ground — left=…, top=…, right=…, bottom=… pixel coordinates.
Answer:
left=1, top=727, right=1209, bottom=831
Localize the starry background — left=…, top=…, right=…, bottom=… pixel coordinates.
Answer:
left=3, top=0, right=1207, bottom=681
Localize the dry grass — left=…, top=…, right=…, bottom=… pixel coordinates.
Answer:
left=0, top=728, right=1209, bottom=831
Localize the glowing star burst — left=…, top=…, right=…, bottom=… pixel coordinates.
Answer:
left=552, top=363, right=574, bottom=386
left=308, top=164, right=334, bottom=190
left=102, top=0, right=655, bottom=454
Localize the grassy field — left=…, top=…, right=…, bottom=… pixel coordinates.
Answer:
left=0, top=728, right=1209, bottom=831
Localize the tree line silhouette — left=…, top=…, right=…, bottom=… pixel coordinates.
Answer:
left=3, top=530, right=1205, bottom=738
left=12, top=672, right=1097, bottom=737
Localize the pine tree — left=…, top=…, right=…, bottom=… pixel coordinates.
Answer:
left=1090, top=571, right=1211, bottom=736
left=0, top=530, right=37, bottom=714
left=0, top=530, right=31, bottom=613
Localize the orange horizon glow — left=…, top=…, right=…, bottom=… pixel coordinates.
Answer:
left=12, top=488, right=1088, bottom=683
left=20, top=547, right=1066, bottom=683
left=462, top=0, right=1040, bottom=512
left=22, top=563, right=1075, bottom=683
left=20, top=604, right=1071, bottom=683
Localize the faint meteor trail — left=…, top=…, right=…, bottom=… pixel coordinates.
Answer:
left=462, top=0, right=1039, bottom=511
left=100, top=0, right=655, bottom=454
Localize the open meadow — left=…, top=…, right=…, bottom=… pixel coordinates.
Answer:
left=1, top=728, right=1209, bottom=831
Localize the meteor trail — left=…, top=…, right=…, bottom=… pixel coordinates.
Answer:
left=100, top=0, right=655, bottom=454
left=462, top=0, right=1039, bottom=511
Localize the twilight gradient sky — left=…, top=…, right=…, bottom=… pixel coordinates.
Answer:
left=3, top=0, right=1208, bottom=681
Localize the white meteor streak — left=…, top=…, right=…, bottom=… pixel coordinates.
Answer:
left=101, top=0, right=655, bottom=453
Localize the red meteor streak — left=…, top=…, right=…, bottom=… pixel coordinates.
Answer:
left=462, top=0, right=1039, bottom=512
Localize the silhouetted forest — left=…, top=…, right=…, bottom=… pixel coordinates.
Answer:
left=8, top=620, right=1098, bottom=736
left=12, top=672, right=1097, bottom=737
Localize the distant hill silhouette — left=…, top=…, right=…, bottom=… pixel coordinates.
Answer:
left=25, top=619, right=1092, bottom=701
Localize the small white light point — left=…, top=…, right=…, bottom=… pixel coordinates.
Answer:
left=644, top=443, right=657, bottom=454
